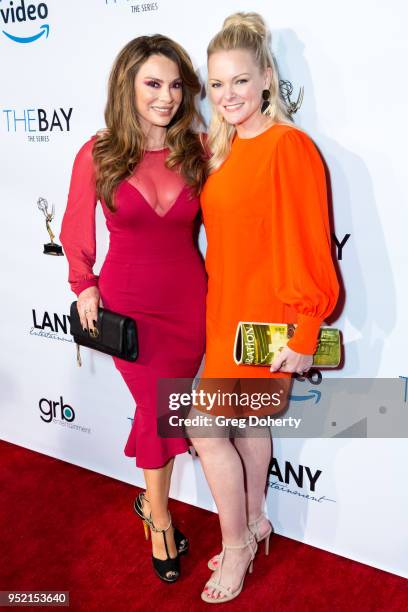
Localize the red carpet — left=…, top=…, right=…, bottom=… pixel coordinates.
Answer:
left=0, top=440, right=406, bottom=611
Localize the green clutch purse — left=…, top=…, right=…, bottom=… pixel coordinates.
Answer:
left=234, top=322, right=341, bottom=367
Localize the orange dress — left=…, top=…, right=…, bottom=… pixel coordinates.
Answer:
left=200, top=123, right=340, bottom=378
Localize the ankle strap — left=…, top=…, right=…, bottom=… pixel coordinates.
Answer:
left=248, top=511, right=267, bottom=527
left=147, top=509, right=172, bottom=533
left=222, top=532, right=256, bottom=550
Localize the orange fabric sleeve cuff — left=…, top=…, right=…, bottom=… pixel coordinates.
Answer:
left=287, top=313, right=323, bottom=355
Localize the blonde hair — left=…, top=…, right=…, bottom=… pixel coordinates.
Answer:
left=207, top=12, right=293, bottom=171
left=93, top=35, right=208, bottom=212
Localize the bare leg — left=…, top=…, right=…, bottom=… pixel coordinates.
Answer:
left=206, top=431, right=272, bottom=573
left=140, top=457, right=177, bottom=560
left=233, top=431, right=272, bottom=534
left=232, top=376, right=290, bottom=538
left=163, top=456, right=174, bottom=500
left=191, top=436, right=255, bottom=600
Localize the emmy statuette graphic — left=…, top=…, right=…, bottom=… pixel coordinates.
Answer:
left=37, top=197, right=64, bottom=256
left=279, top=80, right=304, bottom=115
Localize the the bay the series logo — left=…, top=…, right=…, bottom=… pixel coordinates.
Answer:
left=39, top=395, right=75, bottom=423
left=0, top=1, right=50, bottom=43
left=2, top=107, right=73, bottom=132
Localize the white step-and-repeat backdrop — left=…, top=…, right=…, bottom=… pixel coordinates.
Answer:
left=1, top=0, right=406, bottom=578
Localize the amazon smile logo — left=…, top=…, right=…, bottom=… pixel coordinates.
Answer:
left=289, top=369, right=323, bottom=404
left=289, top=388, right=321, bottom=404
left=0, top=1, right=50, bottom=43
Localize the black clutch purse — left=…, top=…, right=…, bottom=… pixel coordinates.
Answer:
left=69, top=301, right=138, bottom=366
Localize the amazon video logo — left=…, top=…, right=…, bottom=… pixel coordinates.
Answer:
left=289, top=369, right=322, bottom=405
left=0, top=1, right=50, bottom=44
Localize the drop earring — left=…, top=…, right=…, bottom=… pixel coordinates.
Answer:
left=261, top=88, right=271, bottom=113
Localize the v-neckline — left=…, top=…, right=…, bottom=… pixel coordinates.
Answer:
left=122, top=180, right=189, bottom=219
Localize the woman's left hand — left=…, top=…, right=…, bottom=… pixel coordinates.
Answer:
left=270, top=346, right=313, bottom=375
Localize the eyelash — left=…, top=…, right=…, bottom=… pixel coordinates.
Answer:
left=145, top=81, right=182, bottom=89
left=211, top=79, right=248, bottom=88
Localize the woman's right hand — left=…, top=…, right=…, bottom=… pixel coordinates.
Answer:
left=77, top=286, right=103, bottom=334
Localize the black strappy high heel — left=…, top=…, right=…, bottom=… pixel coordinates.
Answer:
left=147, top=510, right=180, bottom=583
left=134, top=492, right=189, bottom=555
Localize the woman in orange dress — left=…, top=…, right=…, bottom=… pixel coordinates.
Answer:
left=191, top=12, right=340, bottom=604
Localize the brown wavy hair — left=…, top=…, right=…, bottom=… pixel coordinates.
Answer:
left=93, top=35, right=208, bottom=212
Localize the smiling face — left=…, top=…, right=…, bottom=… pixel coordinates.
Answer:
left=134, top=53, right=183, bottom=129
left=208, top=48, right=271, bottom=127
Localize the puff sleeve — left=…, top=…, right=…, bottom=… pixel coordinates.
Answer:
left=271, top=128, right=340, bottom=354
left=59, top=136, right=99, bottom=296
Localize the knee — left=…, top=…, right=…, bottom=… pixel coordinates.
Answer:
left=189, top=436, right=228, bottom=456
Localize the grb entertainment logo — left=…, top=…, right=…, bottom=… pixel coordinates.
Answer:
left=38, top=395, right=91, bottom=434
left=0, top=1, right=50, bottom=43
left=39, top=395, right=75, bottom=424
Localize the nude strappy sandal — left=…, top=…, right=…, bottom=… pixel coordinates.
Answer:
left=207, top=511, right=273, bottom=570
left=201, top=532, right=257, bottom=604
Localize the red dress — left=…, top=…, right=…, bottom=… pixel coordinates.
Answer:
left=60, top=136, right=207, bottom=468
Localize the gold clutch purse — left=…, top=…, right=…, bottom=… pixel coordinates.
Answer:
left=234, top=322, right=341, bottom=367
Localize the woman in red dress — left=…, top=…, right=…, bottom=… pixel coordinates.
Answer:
left=59, top=35, right=208, bottom=582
